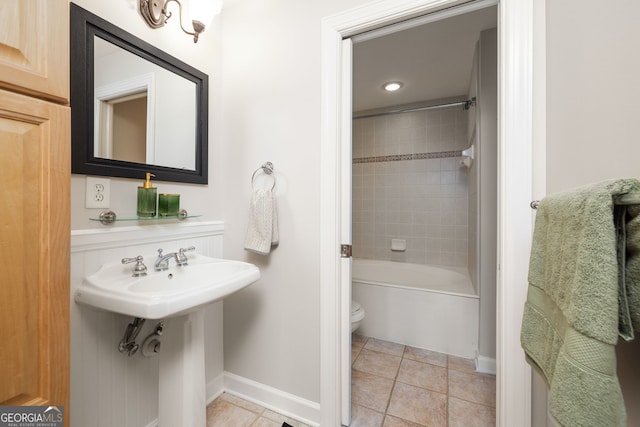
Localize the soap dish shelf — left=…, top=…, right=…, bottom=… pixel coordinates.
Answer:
left=90, top=209, right=200, bottom=225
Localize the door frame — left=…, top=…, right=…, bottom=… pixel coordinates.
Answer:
left=320, top=0, right=537, bottom=425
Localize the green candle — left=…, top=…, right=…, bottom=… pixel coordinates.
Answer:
left=158, top=194, right=180, bottom=216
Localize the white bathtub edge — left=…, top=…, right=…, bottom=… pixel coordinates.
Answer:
left=352, top=259, right=477, bottom=298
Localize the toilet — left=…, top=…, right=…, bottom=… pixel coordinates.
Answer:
left=351, top=300, right=365, bottom=333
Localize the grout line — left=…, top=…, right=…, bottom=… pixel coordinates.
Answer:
left=446, top=356, right=450, bottom=427
left=352, top=336, right=496, bottom=427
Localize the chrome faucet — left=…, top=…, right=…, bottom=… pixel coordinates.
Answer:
left=154, top=246, right=195, bottom=271
left=122, top=255, right=148, bottom=277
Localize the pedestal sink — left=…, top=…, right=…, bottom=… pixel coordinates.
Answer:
left=75, top=252, right=260, bottom=427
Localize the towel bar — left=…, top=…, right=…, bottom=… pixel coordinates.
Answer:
left=251, top=162, right=276, bottom=190
left=531, top=192, right=640, bottom=210
left=615, top=193, right=640, bottom=206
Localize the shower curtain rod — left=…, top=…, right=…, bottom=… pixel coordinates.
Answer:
left=353, top=97, right=476, bottom=120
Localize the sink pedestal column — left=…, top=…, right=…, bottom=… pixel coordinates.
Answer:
left=158, top=310, right=206, bottom=427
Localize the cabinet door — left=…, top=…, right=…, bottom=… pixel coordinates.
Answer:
left=0, top=88, right=70, bottom=420
left=0, top=0, right=69, bottom=104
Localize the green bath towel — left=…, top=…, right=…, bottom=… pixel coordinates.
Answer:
left=521, top=179, right=640, bottom=427
left=620, top=203, right=640, bottom=335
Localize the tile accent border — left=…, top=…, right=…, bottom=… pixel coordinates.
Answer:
left=353, top=150, right=462, bottom=164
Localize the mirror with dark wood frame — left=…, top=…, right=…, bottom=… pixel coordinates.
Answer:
left=70, top=3, right=208, bottom=184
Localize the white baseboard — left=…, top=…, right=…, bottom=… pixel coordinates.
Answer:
left=223, top=372, right=320, bottom=427
left=475, top=354, right=497, bottom=375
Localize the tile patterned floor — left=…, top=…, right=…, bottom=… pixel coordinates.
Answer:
left=207, top=392, right=312, bottom=427
left=207, top=335, right=496, bottom=427
left=351, top=335, right=496, bottom=427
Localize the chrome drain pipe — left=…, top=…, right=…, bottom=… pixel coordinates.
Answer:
left=119, top=317, right=146, bottom=356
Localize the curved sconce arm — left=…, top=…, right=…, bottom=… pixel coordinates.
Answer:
left=140, top=0, right=218, bottom=43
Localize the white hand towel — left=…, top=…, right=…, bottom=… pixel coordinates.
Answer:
left=271, top=194, right=279, bottom=246
left=244, top=189, right=279, bottom=255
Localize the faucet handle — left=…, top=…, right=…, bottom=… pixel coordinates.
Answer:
left=122, top=255, right=148, bottom=277
left=177, top=246, right=195, bottom=266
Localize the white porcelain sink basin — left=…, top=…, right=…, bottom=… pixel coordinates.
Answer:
left=75, top=253, right=260, bottom=319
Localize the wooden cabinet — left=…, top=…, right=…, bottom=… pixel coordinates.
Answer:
left=0, top=1, right=70, bottom=424
left=0, top=0, right=69, bottom=104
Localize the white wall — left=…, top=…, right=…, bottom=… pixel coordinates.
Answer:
left=476, top=27, right=497, bottom=364
left=544, top=1, right=640, bottom=425
left=467, top=47, right=479, bottom=293
left=218, top=0, right=370, bottom=404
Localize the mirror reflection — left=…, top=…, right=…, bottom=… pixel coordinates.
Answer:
left=94, top=37, right=197, bottom=170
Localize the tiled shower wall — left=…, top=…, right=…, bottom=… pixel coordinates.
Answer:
left=352, top=105, right=470, bottom=267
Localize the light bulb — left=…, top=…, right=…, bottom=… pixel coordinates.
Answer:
left=383, top=81, right=403, bottom=92
left=190, top=0, right=223, bottom=29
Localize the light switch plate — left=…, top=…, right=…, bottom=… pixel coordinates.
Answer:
left=86, top=177, right=111, bottom=209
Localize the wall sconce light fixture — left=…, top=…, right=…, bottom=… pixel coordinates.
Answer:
left=140, top=0, right=223, bottom=43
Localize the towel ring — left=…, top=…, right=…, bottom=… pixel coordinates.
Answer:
left=251, top=162, right=276, bottom=191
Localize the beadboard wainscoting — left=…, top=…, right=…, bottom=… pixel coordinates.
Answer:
left=70, top=221, right=225, bottom=427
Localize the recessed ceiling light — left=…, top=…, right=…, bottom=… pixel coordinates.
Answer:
left=383, top=81, right=403, bottom=92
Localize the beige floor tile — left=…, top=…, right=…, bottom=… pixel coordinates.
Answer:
left=403, top=346, right=448, bottom=368
left=387, top=382, right=447, bottom=427
left=350, top=403, right=384, bottom=427
left=261, top=409, right=311, bottom=427
left=396, top=358, right=448, bottom=394
left=354, top=348, right=402, bottom=379
left=353, top=333, right=368, bottom=347
left=218, top=392, right=265, bottom=414
left=352, top=333, right=367, bottom=365
left=448, top=397, right=496, bottom=427
left=382, top=415, right=425, bottom=427
left=448, top=369, right=496, bottom=407
left=352, top=369, right=395, bottom=412
left=448, top=355, right=476, bottom=373
left=206, top=399, right=259, bottom=427
left=352, top=344, right=364, bottom=366
left=252, top=417, right=281, bottom=427
left=365, top=338, right=405, bottom=357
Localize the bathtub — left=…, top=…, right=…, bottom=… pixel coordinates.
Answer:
left=352, top=259, right=479, bottom=358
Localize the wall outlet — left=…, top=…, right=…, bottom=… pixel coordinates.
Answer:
left=86, top=177, right=111, bottom=209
